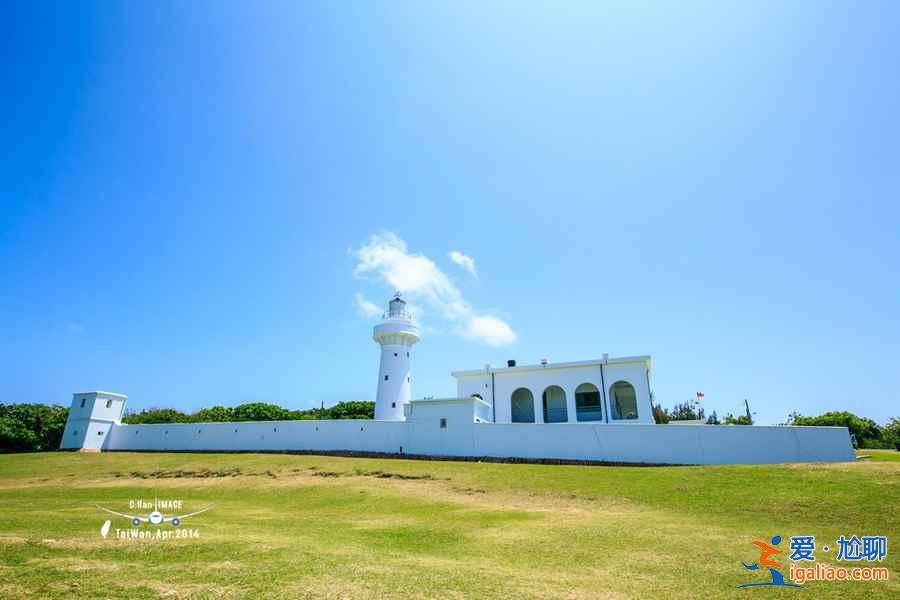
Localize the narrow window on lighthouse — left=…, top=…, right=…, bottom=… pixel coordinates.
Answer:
left=384, top=375, right=389, bottom=381
left=394, top=352, right=397, bottom=357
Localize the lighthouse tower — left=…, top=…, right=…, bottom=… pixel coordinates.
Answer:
left=373, top=293, right=420, bottom=421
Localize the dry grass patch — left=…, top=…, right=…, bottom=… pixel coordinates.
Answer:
left=1, top=453, right=896, bottom=599
left=33, top=557, right=122, bottom=573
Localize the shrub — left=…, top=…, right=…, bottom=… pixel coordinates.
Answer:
left=724, top=413, right=752, bottom=425
left=194, top=406, right=234, bottom=422
left=669, top=401, right=704, bottom=422
left=324, top=401, right=374, bottom=420
left=652, top=404, right=670, bottom=424
left=123, top=408, right=192, bottom=424
left=786, top=411, right=882, bottom=448
left=231, top=403, right=291, bottom=422
left=881, top=417, right=900, bottom=449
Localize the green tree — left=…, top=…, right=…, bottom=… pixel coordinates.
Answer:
left=325, top=401, right=374, bottom=420
left=785, top=411, right=881, bottom=448
left=0, top=417, right=40, bottom=451
left=231, top=403, right=290, bottom=421
left=881, top=417, right=900, bottom=450
left=123, top=408, right=192, bottom=425
left=286, top=408, right=319, bottom=420
left=724, top=413, right=751, bottom=425
left=0, top=403, right=69, bottom=452
left=193, top=406, right=233, bottom=422
left=652, top=404, right=670, bottom=424
left=670, top=401, right=704, bottom=421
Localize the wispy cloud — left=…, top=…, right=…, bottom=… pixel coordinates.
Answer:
left=353, top=232, right=517, bottom=346
left=449, top=250, right=477, bottom=277
left=459, top=315, right=516, bottom=347
left=354, top=293, right=382, bottom=319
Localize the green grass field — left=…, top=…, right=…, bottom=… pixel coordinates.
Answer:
left=1, top=451, right=897, bottom=599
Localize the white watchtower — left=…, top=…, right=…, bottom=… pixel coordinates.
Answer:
left=59, top=391, right=127, bottom=451
left=373, top=293, right=420, bottom=421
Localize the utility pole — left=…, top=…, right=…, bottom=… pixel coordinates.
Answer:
left=744, top=399, right=753, bottom=425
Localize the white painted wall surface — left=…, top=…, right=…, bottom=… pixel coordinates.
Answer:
left=374, top=342, right=413, bottom=421
left=97, top=418, right=853, bottom=466
left=107, top=419, right=409, bottom=454
left=468, top=423, right=854, bottom=464
left=60, top=392, right=127, bottom=451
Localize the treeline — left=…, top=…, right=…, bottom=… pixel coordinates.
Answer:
left=122, top=401, right=375, bottom=424
left=652, top=401, right=751, bottom=426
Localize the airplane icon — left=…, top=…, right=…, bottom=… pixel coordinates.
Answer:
left=96, top=501, right=212, bottom=527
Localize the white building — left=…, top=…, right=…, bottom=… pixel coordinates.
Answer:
left=453, top=356, right=653, bottom=425
left=59, top=296, right=855, bottom=465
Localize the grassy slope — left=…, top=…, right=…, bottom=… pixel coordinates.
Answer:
left=858, top=449, right=900, bottom=462
left=0, top=452, right=896, bottom=599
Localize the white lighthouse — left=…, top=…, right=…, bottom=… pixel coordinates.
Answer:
left=373, top=293, right=420, bottom=421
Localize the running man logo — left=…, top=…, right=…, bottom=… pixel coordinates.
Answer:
left=737, top=535, right=803, bottom=589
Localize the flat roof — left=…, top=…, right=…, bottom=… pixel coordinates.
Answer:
left=73, top=391, right=128, bottom=399
left=451, top=355, right=651, bottom=378
left=410, top=396, right=492, bottom=408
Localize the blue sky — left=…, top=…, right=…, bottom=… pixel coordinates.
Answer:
left=2, top=2, right=898, bottom=425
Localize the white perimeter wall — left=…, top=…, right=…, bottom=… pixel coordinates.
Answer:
left=107, top=420, right=408, bottom=454
left=103, top=416, right=854, bottom=465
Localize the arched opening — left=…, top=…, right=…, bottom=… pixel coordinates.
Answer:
left=575, top=383, right=603, bottom=422
left=510, top=388, right=535, bottom=423
left=471, top=394, right=483, bottom=401
left=542, top=386, right=568, bottom=423
left=610, top=381, right=638, bottom=420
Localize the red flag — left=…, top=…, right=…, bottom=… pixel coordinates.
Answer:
left=696, top=392, right=704, bottom=398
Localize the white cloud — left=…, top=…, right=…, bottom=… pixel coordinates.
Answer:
left=353, top=232, right=517, bottom=346
left=460, top=315, right=517, bottom=347
left=354, top=232, right=466, bottom=320
left=449, top=250, right=477, bottom=277
left=354, top=293, right=382, bottom=319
